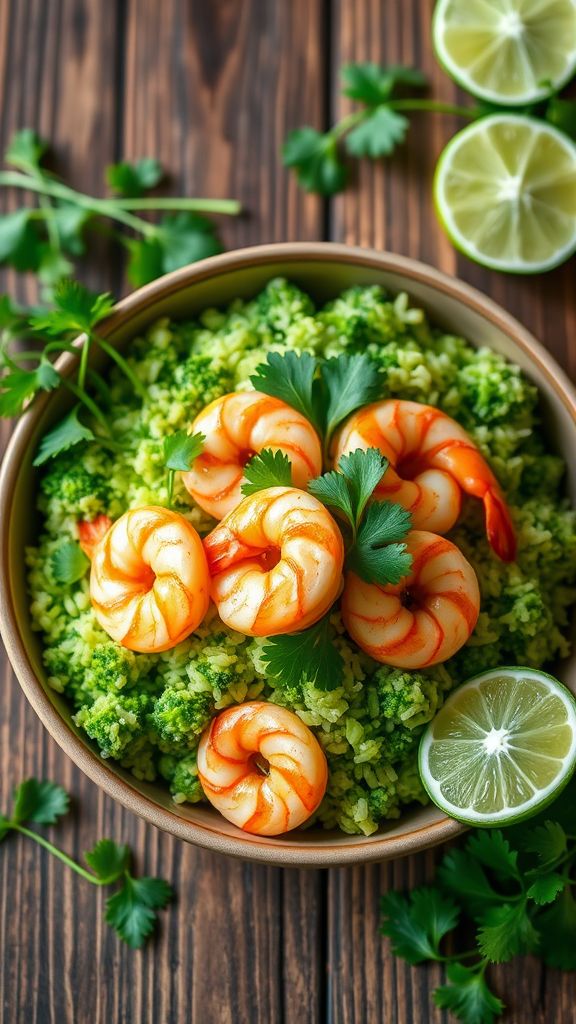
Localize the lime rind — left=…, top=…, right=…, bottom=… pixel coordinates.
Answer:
left=432, top=0, right=576, bottom=107
left=419, top=667, right=576, bottom=827
left=433, top=115, right=576, bottom=274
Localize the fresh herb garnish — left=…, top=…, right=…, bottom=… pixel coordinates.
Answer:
left=33, top=406, right=96, bottom=466
left=309, top=448, right=413, bottom=585
left=163, top=429, right=205, bottom=506
left=283, top=62, right=475, bottom=195
left=260, top=614, right=345, bottom=693
left=0, top=129, right=240, bottom=294
left=250, top=350, right=384, bottom=452
left=381, top=783, right=576, bottom=1022
left=0, top=779, right=173, bottom=949
left=50, top=541, right=90, bottom=584
left=241, top=448, right=293, bottom=495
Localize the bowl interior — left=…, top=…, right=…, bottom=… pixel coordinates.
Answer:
left=3, top=246, right=576, bottom=866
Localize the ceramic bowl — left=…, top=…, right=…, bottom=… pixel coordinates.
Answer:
left=1, top=243, right=575, bottom=867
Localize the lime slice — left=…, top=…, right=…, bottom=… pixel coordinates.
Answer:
left=434, top=114, right=576, bottom=273
left=419, top=667, right=576, bottom=826
left=433, top=0, right=576, bottom=106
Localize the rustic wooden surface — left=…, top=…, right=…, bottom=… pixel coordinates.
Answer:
left=0, top=1, right=575, bottom=1022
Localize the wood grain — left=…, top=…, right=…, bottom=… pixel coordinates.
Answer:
left=328, top=2, right=576, bottom=1022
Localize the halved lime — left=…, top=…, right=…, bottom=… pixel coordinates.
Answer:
left=433, top=0, right=576, bottom=106
left=419, top=667, right=576, bottom=826
left=434, top=114, right=576, bottom=273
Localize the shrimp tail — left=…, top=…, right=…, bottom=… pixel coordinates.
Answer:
left=484, top=490, right=516, bottom=562
left=78, top=514, right=113, bottom=559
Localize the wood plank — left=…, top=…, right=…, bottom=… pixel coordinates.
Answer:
left=328, top=2, right=576, bottom=1022
left=1, top=2, right=327, bottom=1023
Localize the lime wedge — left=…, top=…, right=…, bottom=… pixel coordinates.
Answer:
left=434, top=115, right=576, bottom=273
left=433, top=0, right=576, bottom=106
left=419, top=667, right=576, bottom=826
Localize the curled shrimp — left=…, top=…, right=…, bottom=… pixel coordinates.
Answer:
left=342, top=530, right=480, bottom=668
left=203, top=486, right=344, bottom=636
left=332, top=399, right=516, bottom=561
left=182, top=391, right=322, bottom=519
left=90, top=505, right=210, bottom=653
left=197, top=702, right=328, bottom=835
left=78, top=514, right=113, bottom=559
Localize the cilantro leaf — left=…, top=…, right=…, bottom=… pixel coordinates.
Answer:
left=105, top=875, right=174, bottom=949
left=33, top=406, right=95, bottom=466
left=346, top=108, right=409, bottom=158
left=282, top=127, right=347, bottom=196
left=51, top=204, right=91, bottom=256
left=342, top=63, right=427, bottom=106
left=241, top=449, right=292, bottom=495
left=477, top=901, right=539, bottom=963
left=250, top=351, right=321, bottom=432
left=309, top=448, right=388, bottom=532
left=85, top=838, right=130, bottom=882
left=438, top=848, right=504, bottom=920
left=31, top=279, right=114, bottom=335
left=519, top=820, right=567, bottom=864
left=164, top=429, right=205, bottom=505
left=380, top=887, right=459, bottom=964
left=0, top=294, right=28, bottom=337
left=51, top=542, right=90, bottom=585
left=0, top=209, right=36, bottom=264
left=106, top=158, right=163, bottom=197
left=434, top=963, right=504, bottom=1024
left=261, top=614, right=344, bottom=692
left=527, top=872, right=566, bottom=906
left=322, top=354, right=383, bottom=443
left=157, top=212, right=222, bottom=273
left=0, top=364, right=58, bottom=417
left=537, top=888, right=576, bottom=970
left=12, top=779, right=69, bottom=825
left=164, top=430, right=205, bottom=472
left=348, top=500, right=412, bottom=585
left=546, top=97, right=576, bottom=140
left=5, top=128, right=48, bottom=172
left=0, top=816, right=9, bottom=842
left=466, top=831, right=520, bottom=881
left=126, top=237, right=164, bottom=287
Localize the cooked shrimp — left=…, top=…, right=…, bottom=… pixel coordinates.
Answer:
left=332, top=399, right=516, bottom=561
left=342, top=530, right=480, bottom=668
left=182, top=391, right=322, bottom=520
left=78, top=514, right=113, bottom=559
left=90, top=505, right=210, bottom=653
left=203, top=486, right=344, bottom=636
left=197, top=702, right=328, bottom=835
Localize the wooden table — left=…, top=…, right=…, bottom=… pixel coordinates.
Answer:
left=1, top=2, right=575, bottom=1021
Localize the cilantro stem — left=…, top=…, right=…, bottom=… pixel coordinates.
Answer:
left=77, top=335, right=90, bottom=392
left=0, top=171, right=156, bottom=236
left=61, top=378, right=111, bottom=433
left=388, top=99, right=479, bottom=118
left=10, top=823, right=110, bottom=885
left=94, top=334, right=147, bottom=399
left=119, top=197, right=241, bottom=215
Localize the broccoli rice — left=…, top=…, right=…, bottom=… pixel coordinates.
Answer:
left=27, top=278, right=576, bottom=836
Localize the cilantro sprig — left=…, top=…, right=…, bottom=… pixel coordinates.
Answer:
left=283, top=62, right=476, bottom=195
left=0, top=280, right=145, bottom=465
left=0, top=129, right=240, bottom=294
left=241, top=449, right=293, bottom=495
left=0, top=779, right=174, bottom=948
left=163, top=429, right=205, bottom=506
left=250, top=349, right=384, bottom=454
left=381, top=781, right=576, bottom=1023
left=260, top=614, right=345, bottom=693
left=309, top=448, right=413, bottom=586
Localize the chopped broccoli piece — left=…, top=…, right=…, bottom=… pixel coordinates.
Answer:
left=368, top=786, right=397, bottom=820
left=382, top=725, right=419, bottom=762
left=150, top=688, right=213, bottom=748
left=375, top=668, right=440, bottom=728
left=74, top=693, right=151, bottom=759
left=254, top=277, right=315, bottom=336
left=173, top=353, right=234, bottom=415
left=159, top=753, right=204, bottom=803
left=85, top=643, right=142, bottom=694
left=40, top=456, right=110, bottom=518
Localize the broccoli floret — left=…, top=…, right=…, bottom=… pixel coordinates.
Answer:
left=319, top=286, right=414, bottom=351
left=159, top=753, right=204, bottom=803
left=455, top=351, right=537, bottom=427
left=173, top=353, right=234, bottom=415
left=40, top=456, right=110, bottom=519
left=368, top=786, right=397, bottom=820
left=253, top=278, right=315, bottom=336
left=150, top=688, right=213, bottom=748
left=74, top=693, right=151, bottom=759
left=375, top=667, right=440, bottom=728
left=85, top=643, right=142, bottom=695
left=382, top=724, right=419, bottom=762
